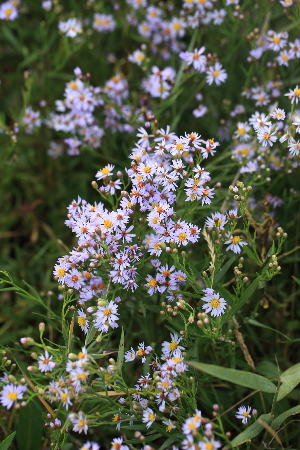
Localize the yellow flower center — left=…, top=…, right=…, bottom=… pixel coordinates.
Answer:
left=103, top=219, right=113, bottom=229
left=205, top=444, right=214, bottom=450
left=57, top=268, right=65, bottom=277
left=212, top=70, right=220, bottom=78
left=69, top=81, right=78, bottom=90
left=173, top=357, right=181, bottom=363
left=78, top=352, right=85, bottom=359
left=7, top=392, right=17, bottom=401
left=237, top=128, right=245, bottom=136
left=169, top=341, right=178, bottom=351
left=173, top=22, right=181, bottom=31
left=79, top=419, right=86, bottom=428
left=188, top=422, right=196, bottom=430
left=213, top=219, right=222, bottom=227
left=264, top=133, right=271, bottom=140
left=61, top=393, right=69, bottom=402
left=148, top=413, right=155, bottom=421
left=153, top=242, right=162, bottom=250
left=210, top=298, right=220, bottom=309
left=232, top=236, right=241, bottom=244
left=147, top=278, right=157, bottom=288
left=242, top=411, right=249, bottom=417
left=178, top=232, right=187, bottom=241
left=294, top=89, right=300, bottom=96
left=103, top=308, right=111, bottom=316
left=273, top=36, right=280, bottom=44
left=78, top=317, right=86, bottom=326
left=101, top=167, right=110, bottom=175
left=161, top=381, right=169, bottom=388
left=143, top=166, right=151, bottom=173
left=175, top=143, right=184, bottom=150
left=5, top=8, right=13, bottom=16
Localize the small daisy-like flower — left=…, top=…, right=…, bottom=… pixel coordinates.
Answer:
left=285, top=86, right=300, bottom=104
left=162, top=419, right=176, bottom=432
left=0, top=384, right=27, bottom=410
left=202, top=292, right=227, bottom=317
left=205, top=212, right=227, bottom=230
left=69, top=411, right=89, bottom=434
left=257, top=127, right=278, bottom=147
left=199, top=437, right=222, bottom=450
left=96, top=164, right=115, bottom=180
left=38, top=350, right=56, bottom=372
left=225, top=235, right=247, bottom=254
left=236, top=405, right=252, bottom=424
left=162, top=333, right=184, bottom=357
left=111, top=437, right=129, bottom=450
left=142, top=408, right=156, bottom=428
left=206, top=62, right=227, bottom=86
left=77, top=309, right=89, bottom=334
left=271, top=108, right=286, bottom=121
left=93, top=301, right=119, bottom=332
left=80, top=442, right=100, bottom=450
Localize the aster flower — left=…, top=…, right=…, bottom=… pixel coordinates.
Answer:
left=0, top=384, right=27, bottom=410
left=69, top=411, right=88, bottom=434
left=142, top=408, right=156, bottom=428
left=199, top=438, right=222, bottom=450
left=38, top=350, right=56, bottom=372
left=96, top=164, right=115, bottom=180
left=206, top=62, right=227, bottom=86
left=179, top=47, right=207, bottom=72
left=225, top=235, right=247, bottom=253
left=77, top=309, right=89, bottom=334
left=202, top=292, right=227, bottom=317
left=257, top=127, right=278, bottom=147
left=285, top=86, right=300, bottom=104
left=93, top=301, right=119, bottom=332
left=236, top=405, right=252, bottom=424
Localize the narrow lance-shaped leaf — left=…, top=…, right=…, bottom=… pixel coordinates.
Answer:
left=0, top=432, right=16, bottom=450
left=188, top=361, right=276, bottom=393
left=277, top=362, right=300, bottom=401
left=224, top=414, right=273, bottom=448
left=271, top=405, right=300, bottom=430
left=229, top=276, right=261, bottom=317
left=117, top=327, right=125, bottom=369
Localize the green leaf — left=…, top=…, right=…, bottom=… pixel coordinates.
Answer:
left=224, top=414, right=273, bottom=448
left=16, top=399, right=44, bottom=450
left=158, top=437, right=175, bottom=450
left=117, top=327, right=125, bottom=369
left=271, top=405, right=300, bottom=430
left=170, top=290, right=200, bottom=299
left=0, top=432, right=16, bottom=450
left=256, top=361, right=279, bottom=378
left=277, top=363, right=300, bottom=401
left=229, top=276, right=261, bottom=317
left=243, top=246, right=262, bottom=265
left=247, top=319, right=290, bottom=340
left=85, top=325, right=97, bottom=346
left=291, top=276, right=300, bottom=287
left=188, top=361, right=276, bottom=393
left=214, top=255, right=238, bottom=285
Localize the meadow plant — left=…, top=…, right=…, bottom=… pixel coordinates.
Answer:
left=1, top=0, right=300, bottom=449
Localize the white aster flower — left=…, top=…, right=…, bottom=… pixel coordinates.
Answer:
left=236, top=405, right=252, bottom=424
left=202, top=292, right=227, bottom=317
left=225, top=235, right=247, bottom=254
left=0, top=384, right=27, bottom=409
